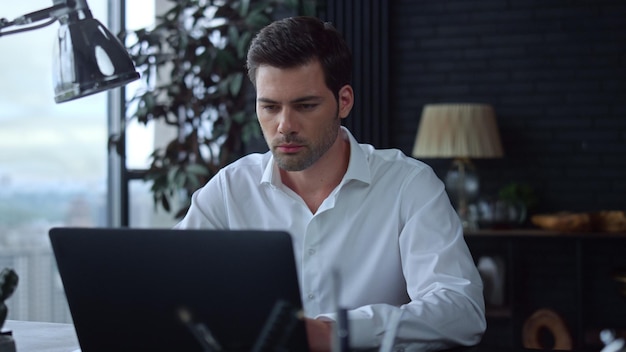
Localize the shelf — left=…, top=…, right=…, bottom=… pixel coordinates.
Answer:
left=465, top=229, right=626, bottom=238
left=465, top=232, right=626, bottom=350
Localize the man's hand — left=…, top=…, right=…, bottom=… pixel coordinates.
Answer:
left=304, top=317, right=333, bottom=352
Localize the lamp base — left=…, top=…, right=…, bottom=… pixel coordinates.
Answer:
left=444, top=158, right=479, bottom=230
left=0, top=332, right=16, bottom=352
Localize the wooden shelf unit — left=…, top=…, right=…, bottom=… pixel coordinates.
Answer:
left=464, top=229, right=626, bottom=350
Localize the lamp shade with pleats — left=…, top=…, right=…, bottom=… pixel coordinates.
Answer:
left=412, top=103, right=504, bottom=159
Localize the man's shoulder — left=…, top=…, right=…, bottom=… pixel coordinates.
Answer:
left=360, top=144, right=430, bottom=173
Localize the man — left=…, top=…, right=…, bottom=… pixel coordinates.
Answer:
left=175, top=16, right=485, bottom=351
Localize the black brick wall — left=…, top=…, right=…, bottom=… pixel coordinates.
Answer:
left=389, top=0, right=626, bottom=214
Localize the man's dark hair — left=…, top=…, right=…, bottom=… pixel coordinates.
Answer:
left=246, top=16, right=352, bottom=99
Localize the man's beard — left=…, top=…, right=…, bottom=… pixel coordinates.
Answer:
left=271, top=112, right=341, bottom=172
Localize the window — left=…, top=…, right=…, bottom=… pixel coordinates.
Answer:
left=0, top=0, right=175, bottom=323
left=124, top=1, right=177, bottom=228
left=0, top=1, right=110, bottom=323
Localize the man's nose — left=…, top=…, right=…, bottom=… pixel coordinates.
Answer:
left=277, top=109, right=297, bottom=135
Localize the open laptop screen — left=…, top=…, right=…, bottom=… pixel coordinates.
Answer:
left=49, top=227, right=309, bottom=352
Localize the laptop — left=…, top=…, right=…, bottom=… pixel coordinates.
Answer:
left=49, top=227, right=310, bottom=352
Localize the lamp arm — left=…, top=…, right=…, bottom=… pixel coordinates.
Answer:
left=0, top=0, right=85, bottom=36
left=0, top=18, right=57, bottom=37
left=1, top=0, right=139, bottom=103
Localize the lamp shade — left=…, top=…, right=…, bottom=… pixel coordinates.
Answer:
left=52, top=10, right=139, bottom=103
left=412, top=103, right=504, bottom=159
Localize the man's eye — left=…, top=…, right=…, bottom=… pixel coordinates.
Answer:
left=299, top=104, right=317, bottom=110
left=262, top=105, right=278, bottom=112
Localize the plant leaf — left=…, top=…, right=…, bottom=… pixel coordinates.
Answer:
left=238, top=0, right=251, bottom=16
left=245, top=10, right=272, bottom=29
left=229, top=73, right=244, bottom=96
left=185, top=163, right=210, bottom=176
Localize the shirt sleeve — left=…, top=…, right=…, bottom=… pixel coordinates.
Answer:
left=173, top=171, right=228, bottom=229
left=317, top=166, right=486, bottom=351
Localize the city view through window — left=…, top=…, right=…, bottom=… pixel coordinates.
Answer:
left=0, top=1, right=158, bottom=323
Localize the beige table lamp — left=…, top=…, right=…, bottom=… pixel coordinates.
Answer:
left=412, top=103, right=504, bottom=229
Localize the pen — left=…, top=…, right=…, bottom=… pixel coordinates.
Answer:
left=336, top=307, right=350, bottom=352
left=178, top=307, right=223, bottom=352
left=332, top=269, right=350, bottom=352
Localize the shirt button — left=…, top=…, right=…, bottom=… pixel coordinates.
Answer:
left=307, top=293, right=315, bottom=300
left=308, top=248, right=316, bottom=255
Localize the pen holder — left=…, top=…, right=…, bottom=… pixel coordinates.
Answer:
left=0, top=331, right=16, bottom=352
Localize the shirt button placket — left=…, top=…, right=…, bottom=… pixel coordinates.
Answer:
left=302, top=217, right=323, bottom=314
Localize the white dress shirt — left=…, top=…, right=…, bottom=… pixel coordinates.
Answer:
left=175, top=127, right=486, bottom=351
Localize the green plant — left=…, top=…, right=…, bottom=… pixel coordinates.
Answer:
left=498, top=182, right=538, bottom=211
left=122, top=0, right=316, bottom=218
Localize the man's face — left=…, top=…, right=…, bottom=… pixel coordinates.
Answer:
left=255, top=60, right=350, bottom=171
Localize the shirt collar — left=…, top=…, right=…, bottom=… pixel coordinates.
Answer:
left=261, top=126, right=372, bottom=187
left=342, top=126, right=371, bottom=185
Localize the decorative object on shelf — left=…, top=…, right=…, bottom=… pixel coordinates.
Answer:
left=531, top=210, right=626, bottom=233
left=121, top=0, right=316, bottom=217
left=412, top=103, right=504, bottom=230
left=471, top=182, right=537, bottom=229
left=600, top=329, right=626, bottom=352
left=591, top=210, right=626, bottom=233
left=471, top=196, right=527, bottom=229
left=476, top=256, right=505, bottom=307
left=522, top=308, right=573, bottom=351
left=0, top=268, right=18, bottom=352
left=0, top=0, right=139, bottom=103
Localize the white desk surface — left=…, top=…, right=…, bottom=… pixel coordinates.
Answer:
left=3, top=320, right=80, bottom=352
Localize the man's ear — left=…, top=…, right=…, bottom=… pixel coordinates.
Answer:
left=338, top=85, right=354, bottom=119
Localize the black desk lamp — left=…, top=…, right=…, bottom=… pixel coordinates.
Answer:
left=0, top=0, right=139, bottom=103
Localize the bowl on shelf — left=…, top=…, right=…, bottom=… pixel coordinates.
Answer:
left=530, top=212, right=592, bottom=232
left=530, top=210, right=626, bottom=233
